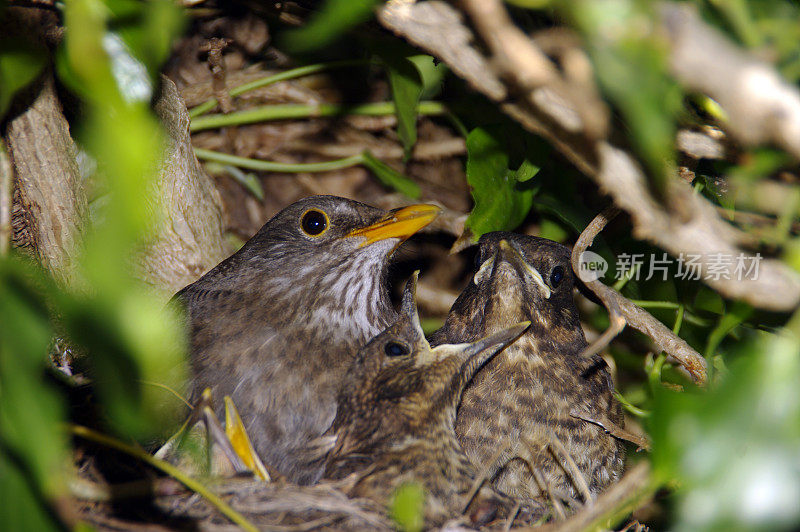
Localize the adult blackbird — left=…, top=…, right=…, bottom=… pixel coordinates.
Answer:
left=325, top=275, right=530, bottom=527
left=175, top=195, right=440, bottom=484
left=430, top=233, right=624, bottom=508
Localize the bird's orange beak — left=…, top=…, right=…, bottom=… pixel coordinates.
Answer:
left=348, top=204, right=441, bottom=247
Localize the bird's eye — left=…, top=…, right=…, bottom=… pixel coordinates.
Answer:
left=550, top=265, right=565, bottom=288
left=384, top=341, right=410, bottom=357
left=300, top=209, right=328, bottom=236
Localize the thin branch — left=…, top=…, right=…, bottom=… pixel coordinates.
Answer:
left=0, top=142, right=11, bottom=256
left=460, top=0, right=608, bottom=139
left=542, top=434, right=594, bottom=506
left=189, top=60, right=370, bottom=118
left=572, top=206, right=708, bottom=386
left=570, top=410, right=651, bottom=452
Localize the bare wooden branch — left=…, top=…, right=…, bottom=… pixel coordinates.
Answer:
left=0, top=142, right=11, bottom=256
left=572, top=206, right=708, bottom=386
left=661, top=3, right=800, bottom=159
left=570, top=410, right=651, bottom=452
left=460, top=0, right=609, bottom=139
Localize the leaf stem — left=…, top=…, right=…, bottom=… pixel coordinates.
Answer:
left=189, top=101, right=448, bottom=132
left=194, top=148, right=364, bottom=173
left=188, top=59, right=370, bottom=118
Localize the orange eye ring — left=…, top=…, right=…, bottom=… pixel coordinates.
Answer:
left=300, top=208, right=329, bottom=237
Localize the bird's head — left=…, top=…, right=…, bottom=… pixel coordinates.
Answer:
left=246, top=195, right=440, bottom=269
left=453, top=232, right=581, bottom=339
left=234, top=195, right=440, bottom=333
left=333, top=273, right=528, bottom=450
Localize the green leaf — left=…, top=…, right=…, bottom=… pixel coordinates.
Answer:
left=58, top=0, right=188, bottom=439
left=463, top=126, right=541, bottom=240
left=694, top=286, right=726, bottom=315
left=384, top=55, right=423, bottom=159
left=650, top=318, right=800, bottom=530
left=0, top=259, right=67, bottom=503
left=407, top=55, right=447, bottom=99
left=391, top=482, right=426, bottom=532
left=705, top=301, right=753, bottom=359
left=0, top=449, right=62, bottom=532
left=361, top=151, right=420, bottom=199
left=107, top=0, right=185, bottom=79
left=281, top=0, right=380, bottom=53
left=0, top=39, right=47, bottom=119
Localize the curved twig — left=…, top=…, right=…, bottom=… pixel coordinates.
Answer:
left=572, top=206, right=708, bottom=386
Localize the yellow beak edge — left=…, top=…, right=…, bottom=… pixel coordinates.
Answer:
left=348, top=204, right=441, bottom=247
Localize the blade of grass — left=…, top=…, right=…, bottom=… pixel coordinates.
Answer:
left=188, top=60, right=370, bottom=118
left=195, top=149, right=419, bottom=197
left=194, top=148, right=363, bottom=173
left=189, top=101, right=447, bottom=132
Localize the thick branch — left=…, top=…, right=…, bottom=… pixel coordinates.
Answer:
left=661, top=3, right=800, bottom=160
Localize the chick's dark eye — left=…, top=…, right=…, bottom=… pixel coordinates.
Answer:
left=384, top=341, right=409, bottom=357
left=301, top=209, right=328, bottom=236
left=550, top=265, right=565, bottom=288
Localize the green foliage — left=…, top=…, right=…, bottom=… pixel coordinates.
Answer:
left=651, top=316, right=800, bottom=531
left=361, top=151, right=421, bottom=199
left=463, top=125, right=545, bottom=240
left=0, top=261, right=67, bottom=512
left=383, top=54, right=424, bottom=159
left=0, top=0, right=187, bottom=525
left=60, top=0, right=187, bottom=438
left=390, top=482, right=426, bottom=532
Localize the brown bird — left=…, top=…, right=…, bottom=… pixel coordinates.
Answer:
left=174, top=195, right=439, bottom=484
left=430, top=232, right=624, bottom=510
left=324, top=274, right=530, bottom=527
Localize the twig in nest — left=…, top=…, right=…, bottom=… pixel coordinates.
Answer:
left=570, top=410, right=651, bottom=452
left=533, top=462, right=654, bottom=532
left=542, top=433, right=593, bottom=506
left=530, top=467, right=567, bottom=522
left=571, top=206, right=708, bottom=386
left=461, top=441, right=514, bottom=513
left=200, top=38, right=234, bottom=114
left=503, top=501, right=522, bottom=531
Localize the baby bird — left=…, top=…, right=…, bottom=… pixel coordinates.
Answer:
left=324, top=275, right=530, bottom=528
left=431, top=232, right=624, bottom=509
left=175, top=195, right=439, bottom=484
